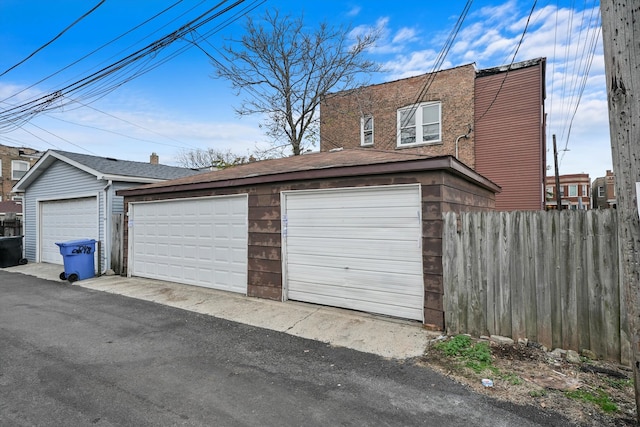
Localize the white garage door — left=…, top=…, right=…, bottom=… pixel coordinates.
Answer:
left=283, top=185, right=424, bottom=321
left=130, top=195, right=248, bottom=294
left=40, top=197, right=98, bottom=264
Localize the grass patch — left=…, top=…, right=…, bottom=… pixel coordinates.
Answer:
left=565, top=389, right=618, bottom=413
left=498, top=372, right=523, bottom=385
left=604, top=377, right=632, bottom=390
left=529, top=389, right=547, bottom=398
left=434, top=335, right=495, bottom=374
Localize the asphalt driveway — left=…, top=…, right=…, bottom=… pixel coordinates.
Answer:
left=0, top=271, right=572, bottom=426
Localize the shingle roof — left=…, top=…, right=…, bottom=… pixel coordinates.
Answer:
left=52, top=150, right=203, bottom=180
left=118, top=148, right=501, bottom=197
left=0, top=201, right=22, bottom=214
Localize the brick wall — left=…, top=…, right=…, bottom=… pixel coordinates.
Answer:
left=0, top=145, right=40, bottom=201
left=320, top=64, right=477, bottom=168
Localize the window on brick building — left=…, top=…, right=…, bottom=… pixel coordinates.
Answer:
left=568, top=185, right=578, bottom=197
left=546, top=186, right=554, bottom=198
left=598, top=186, right=604, bottom=197
left=11, top=160, right=29, bottom=180
left=582, top=184, right=587, bottom=196
left=397, top=102, right=441, bottom=146
left=361, top=115, right=373, bottom=146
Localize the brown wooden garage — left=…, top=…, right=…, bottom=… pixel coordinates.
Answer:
left=118, top=149, right=499, bottom=328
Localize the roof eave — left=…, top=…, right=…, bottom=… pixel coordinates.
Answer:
left=98, top=174, right=166, bottom=184
left=118, top=156, right=501, bottom=197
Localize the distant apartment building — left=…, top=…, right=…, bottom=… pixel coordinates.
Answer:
left=0, top=144, right=42, bottom=203
left=545, top=173, right=591, bottom=210
left=592, top=170, right=616, bottom=209
left=319, top=58, right=547, bottom=211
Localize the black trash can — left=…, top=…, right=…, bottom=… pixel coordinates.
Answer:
left=0, top=236, right=27, bottom=268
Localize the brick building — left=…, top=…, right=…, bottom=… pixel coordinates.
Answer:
left=0, top=144, right=42, bottom=203
left=319, top=58, right=547, bottom=211
left=545, top=173, right=591, bottom=210
left=592, top=170, right=616, bottom=209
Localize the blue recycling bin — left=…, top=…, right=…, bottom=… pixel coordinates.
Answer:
left=55, top=239, right=96, bottom=282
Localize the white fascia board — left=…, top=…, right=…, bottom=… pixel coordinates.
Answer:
left=97, top=174, right=165, bottom=184
left=12, top=150, right=101, bottom=192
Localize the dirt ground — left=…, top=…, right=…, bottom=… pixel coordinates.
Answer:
left=420, top=336, right=638, bottom=426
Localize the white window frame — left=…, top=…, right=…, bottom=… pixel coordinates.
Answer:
left=11, top=160, right=30, bottom=180
left=546, top=186, right=554, bottom=198
left=361, top=115, right=374, bottom=146
left=598, top=186, right=605, bottom=197
left=568, top=185, right=578, bottom=197
left=581, top=184, right=587, bottom=196
left=397, top=102, right=441, bottom=147
left=11, top=195, right=23, bottom=204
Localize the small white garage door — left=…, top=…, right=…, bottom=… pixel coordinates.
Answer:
left=39, top=197, right=99, bottom=264
left=129, top=195, right=248, bottom=294
left=283, top=185, right=424, bottom=321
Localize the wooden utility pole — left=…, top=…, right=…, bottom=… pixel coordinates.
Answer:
left=553, top=134, right=562, bottom=210
left=600, top=1, right=640, bottom=421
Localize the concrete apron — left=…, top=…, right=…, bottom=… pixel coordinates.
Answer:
left=2, top=263, right=440, bottom=360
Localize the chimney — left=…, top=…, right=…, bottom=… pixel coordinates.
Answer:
left=150, top=152, right=159, bottom=165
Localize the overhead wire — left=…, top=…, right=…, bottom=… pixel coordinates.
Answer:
left=0, top=1, right=106, bottom=78
left=0, top=0, right=251, bottom=132
left=0, top=0, right=188, bottom=105
left=394, top=0, right=474, bottom=144
left=476, top=0, right=538, bottom=123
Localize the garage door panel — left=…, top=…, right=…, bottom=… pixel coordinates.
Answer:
left=287, top=189, right=420, bottom=208
left=287, top=282, right=422, bottom=320
left=288, top=226, right=418, bottom=241
left=40, top=197, right=98, bottom=265
left=288, top=253, right=422, bottom=275
left=287, top=264, right=424, bottom=294
left=287, top=238, right=419, bottom=261
left=131, top=196, right=248, bottom=294
left=284, top=185, right=423, bottom=321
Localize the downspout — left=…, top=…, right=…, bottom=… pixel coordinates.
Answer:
left=455, top=125, right=473, bottom=159
left=101, top=179, right=112, bottom=275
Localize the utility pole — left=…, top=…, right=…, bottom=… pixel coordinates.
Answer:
left=600, top=1, right=640, bottom=421
left=553, top=134, right=562, bottom=210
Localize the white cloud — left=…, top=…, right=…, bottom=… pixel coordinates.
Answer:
left=346, top=5, right=361, bottom=17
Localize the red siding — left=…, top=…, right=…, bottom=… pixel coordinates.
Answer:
left=474, top=63, right=546, bottom=211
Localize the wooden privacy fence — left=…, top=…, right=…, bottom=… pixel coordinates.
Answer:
left=442, top=210, right=629, bottom=364
left=110, top=214, right=124, bottom=275
left=0, top=218, right=22, bottom=236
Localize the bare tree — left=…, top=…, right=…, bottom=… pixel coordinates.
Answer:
left=175, top=148, right=248, bottom=169
left=213, top=10, right=380, bottom=155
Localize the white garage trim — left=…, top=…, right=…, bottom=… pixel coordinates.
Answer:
left=281, top=184, right=424, bottom=321
left=128, top=195, right=248, bottom=294
left=37, top=194, right=100, bottom=265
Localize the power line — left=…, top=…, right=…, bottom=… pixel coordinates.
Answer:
left=0, top=1, right=106, bottom=78
left=1, top=0, right=187, bottom=104
left=393, top=0, right=473, bottom=145
left=0, top=0, right=252, bottom=132
left=476, top=0, right=538, bottom=123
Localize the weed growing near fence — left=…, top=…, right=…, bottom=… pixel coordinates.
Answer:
left=565, top=389, right=618, bottom=413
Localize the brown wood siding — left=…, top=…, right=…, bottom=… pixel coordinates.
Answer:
left=474, top=63, right=545, bottom=211
left=123, top=171, right=496, bottom=328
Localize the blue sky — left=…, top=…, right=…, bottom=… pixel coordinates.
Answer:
left=0, top=0, right=608, bottom=180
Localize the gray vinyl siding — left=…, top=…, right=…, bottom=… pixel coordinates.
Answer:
left=23, top=160, right=106, bottom=266
left=22, top=160, right=163, bottom=271
left=112, top=181, right=139, bottom=215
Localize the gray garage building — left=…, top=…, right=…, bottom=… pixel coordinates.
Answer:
left=118, top=149, right=499, bottom=328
